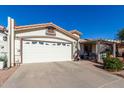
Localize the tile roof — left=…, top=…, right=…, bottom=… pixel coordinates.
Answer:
left=15, top=23, right=80, bottom=40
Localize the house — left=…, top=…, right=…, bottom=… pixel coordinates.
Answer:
left=0, top=25, right=7, bottom=55
left=7, top=17, right=82, bottom=66
left=6, top=17, right=121, bottom=68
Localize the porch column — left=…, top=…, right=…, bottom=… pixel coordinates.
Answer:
left=77, top=39, right=81, bottom=51
left=7, top=17, right=15, bottom=68
left=113, top=43, right=116, bottom=57
left=81, top=44, right=84, bottom=53
left=7, top=17, right=11, bottom=68
left=96, top=41, right=101, bottom=62
left=11, top=18, right=15, bottom=66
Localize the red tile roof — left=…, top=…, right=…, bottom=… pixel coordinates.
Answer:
left=15, top=23, right=80, bottom=40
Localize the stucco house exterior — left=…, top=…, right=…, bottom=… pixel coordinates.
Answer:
left=14, top=23, right=82, bottom=64
left=6, top=17, right=120, bottom=68
left=7, top=17, right=82, bottom=67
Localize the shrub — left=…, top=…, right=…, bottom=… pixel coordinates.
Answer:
left=0, top=56, right=5, bottom=61
left=3, top=54, right=7, bottom=67
left=103, top=57, right=124, bottom=71
left=0, top=54, right=7, bottom=68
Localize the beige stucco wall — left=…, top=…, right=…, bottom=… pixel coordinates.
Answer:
left=15, top=28, right=78, bottom=63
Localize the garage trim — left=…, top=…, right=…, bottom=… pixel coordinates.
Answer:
left=16, top=36, right=73, bottom=43
left=19, top=37, right=73, bottom=63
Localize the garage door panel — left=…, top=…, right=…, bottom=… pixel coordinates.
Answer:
left=23, top=41, right=72, bottom=63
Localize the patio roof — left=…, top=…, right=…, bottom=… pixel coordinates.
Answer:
left=80, top=39, right=122, bottom=45
left=79, top=39, right=96, bottom=44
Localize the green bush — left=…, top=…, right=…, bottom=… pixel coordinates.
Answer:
left=103, top=57, right=124, bottom=71
left=0, top=54, right=7, bottom=68
left=3, top=55, right=7, bottom=68
left=0, top=56, right=5, bottom=61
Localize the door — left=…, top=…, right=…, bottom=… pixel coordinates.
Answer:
left=22, top=40, right=72, bottom=63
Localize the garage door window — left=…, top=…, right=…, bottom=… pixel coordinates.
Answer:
left=39, top=41, right=44, bottom=45
left=25, top=42, right=30, bottom=44
left=32, top=41, right=37, bottom=44
left=57, top=42, right=61, bottom=46
left=62, top=43, right=66, bottom=46
left=67, top=44, right=70, bottom=46
left=53, top=43, right=56, bottom=45
left=45, top=42, right=49, bottom=45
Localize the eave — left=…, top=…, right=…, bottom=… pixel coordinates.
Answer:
left=15, top=23, right=79, bottom=40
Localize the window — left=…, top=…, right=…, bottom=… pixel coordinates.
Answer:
left=57, top=43, right=61, bottom=46
left=32, top=41, right=37, bottom=44
left=45, top=42, right=49, bottom=45
left=25, top=42, right=30, bottom=44
left=62, top=43, right=66, bottom=46
left=53, top=43, right=56, bottom=45
left=48, top=26, right=53, bottom=30
left=67, top=44, right=70, bottom=46
left=39, top=41, right=44, bottom=45
left=46, top=26, right=56, bottom=35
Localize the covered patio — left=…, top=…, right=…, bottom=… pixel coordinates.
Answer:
left=79, top=39, right=122, bottom=63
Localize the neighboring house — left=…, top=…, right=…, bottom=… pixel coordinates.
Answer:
left=0, top=25, right=7, bottom=55
left=13, top=22, right=81, bottom=64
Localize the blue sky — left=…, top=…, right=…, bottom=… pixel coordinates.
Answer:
left=0, top=5, right=124, bottom=39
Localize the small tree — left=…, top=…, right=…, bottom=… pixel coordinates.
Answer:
left=117, top=28, right=124, bottom=41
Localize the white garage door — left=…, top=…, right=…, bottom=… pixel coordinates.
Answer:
left=22, top=40, right=72, bottom=63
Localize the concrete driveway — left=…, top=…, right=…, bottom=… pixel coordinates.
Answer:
left=2, top=61, right=124, bottom=88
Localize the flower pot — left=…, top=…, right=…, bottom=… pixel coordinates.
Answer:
left=0, top=61, right=4, bottom=69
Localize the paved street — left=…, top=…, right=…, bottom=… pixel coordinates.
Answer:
left=2, top=61, right=124, bottom=88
